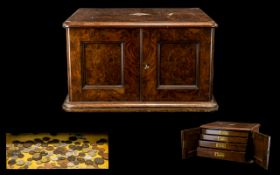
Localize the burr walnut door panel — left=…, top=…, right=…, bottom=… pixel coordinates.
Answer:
left=181, top=127, right=200, bottom=159
left=142, top=28, right=213, bottom=101
left=68, top=28, right=140, bottom=101
left=253, top=132, right=271, bottom=170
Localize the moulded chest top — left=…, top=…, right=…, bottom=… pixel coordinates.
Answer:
left=200, top=121, right=261, bottom=131
left=63, top=8, right=217, bottom=28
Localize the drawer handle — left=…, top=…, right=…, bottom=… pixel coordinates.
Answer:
left=144, top=64, right=150, bottom=70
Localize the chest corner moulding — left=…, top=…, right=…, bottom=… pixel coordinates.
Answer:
left=62, top=8, right=219, bottom=112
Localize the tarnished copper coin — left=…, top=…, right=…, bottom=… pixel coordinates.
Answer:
left=94, top=157, right=105, bottom=165
left=46, top=146, right=54, bottom=151
left=78, top=152, right=86, bottom=157
left=76, top=146, right=83, bottom=150
left=29, top=150, right=35, bottom=155
left=34, top=138, right=43, bottom=143
left=102, top=153, right=109, bottom=160
left=82, top=143, right=90, bottom=148
left=69, top=145, right=76, bottom=149
left=8, top=159, right=16, bottom=165
left=69, top=136, right=78, bottom=141
left=18, top=153, right=24, bottom=158
left=40, top=151, right=48, bottom=156
left=41, top=157, right=50, bottom=163
left=74, top=142, right=81, bottom=145
left=67, top=155, right=76, bottom=162
left=41, top=143, right=48, bottom=147
left=85, top=160, right=94, bottom=165
left=32, top=153, right=42, bottom=161
left=43, top=137, right=50, bottom=141
left=96, top=138, right=108, bottom=145
left=23, top=142, right=33, bottom=148
left=34, top=148, right=42, bottom=153
left=58, top=156, right=66, bottom=160
left=77, top=157, right=85, bottom=163
left=16, top=160, right=25, bottom=166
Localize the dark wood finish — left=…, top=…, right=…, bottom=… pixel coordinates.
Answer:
left=181, top=128, right=200, bottom=159
left=253, top=132, right=271, bottom=169
left=67, top=28, right=140, bottom=101
left=63, top=8, right=218, bottom=112
left=200, top=134, right=248, bottom=144
left=181, top=121, right=271, bottom=169
left=197, top=147, right=248, bottom=163
left=202, top=129, right=249, bottom=137
left=200, top=121, right=260, bottom=132
left=142, top=28, right=213, bottom=101
left=63, top=8, right=217, bottom=28
left=83, top=42, right=122, bottom=86
left=199, top=140, right=247, bottom=151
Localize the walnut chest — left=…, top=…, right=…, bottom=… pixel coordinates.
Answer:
left=62, top=8, right=218, bottom=112
left=181, top=121, right=271, bottom=169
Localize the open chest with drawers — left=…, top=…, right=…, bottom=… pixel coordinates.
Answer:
left=181, top=121, right=271, bottom=169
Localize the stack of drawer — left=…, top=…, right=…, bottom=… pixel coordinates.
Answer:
left=181, top=121, right=271, bottom=169
left=197, top=122, right=260, bottom=162
left=197, top=125, right=251, bottom=163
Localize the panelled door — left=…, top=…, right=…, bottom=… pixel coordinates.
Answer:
left=141, top=28, right=213, bottom=101
left=68, top=28, right=140, bottom=101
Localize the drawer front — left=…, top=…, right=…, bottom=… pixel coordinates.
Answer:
left=202, top=129, right=249, bottom=137
left=200, top=134, right=248, bottom=143
left=199, top=140, right=247, bottom=151
left=142, top=28, right=214, bottom=101
left=67, top=28, right=140, bottom=101
left=197, top=147, right=247, bottom=163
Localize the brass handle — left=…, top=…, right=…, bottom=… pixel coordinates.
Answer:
left=144, top=64, right=150, bottom=70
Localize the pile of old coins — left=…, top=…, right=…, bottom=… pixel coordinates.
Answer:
left=6, top=133, right=108, bottom=169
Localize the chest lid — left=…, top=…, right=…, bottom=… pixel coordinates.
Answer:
left=200, top=121, right=260, bottom=132
left=63, top=8, right=217, bottom=28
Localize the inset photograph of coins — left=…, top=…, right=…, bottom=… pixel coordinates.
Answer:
left=6, top=133, right=108, bottom=169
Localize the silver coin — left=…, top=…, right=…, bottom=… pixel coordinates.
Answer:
left=67, top=162, right=75, bottom=167
left=32, top=145, right=39, bottom=149
left=25, top=161, right=32, bottom=166
left=92, top=150, right=99, bottom=154
left=84, top=155, right=92, bottom=160
left=50, top=156, right=58, bottom=161
left=35, top=143, right=42, bottom=147
left=16, top=160, right=25, bottom=166
left=66, top=152, right=74, bottom=157
left=17, top=144, right=23, bottom=148
left=88, top=151, right=97, bottom=157
left=73, top=151, right=79, bottom=156
left=47, top=152, right=54, bottom=156
left=68, top=149, right=74, bottom=152
left=58, top=143, right=67, bottom=147
left=22, top=148, right=31, bottom=153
